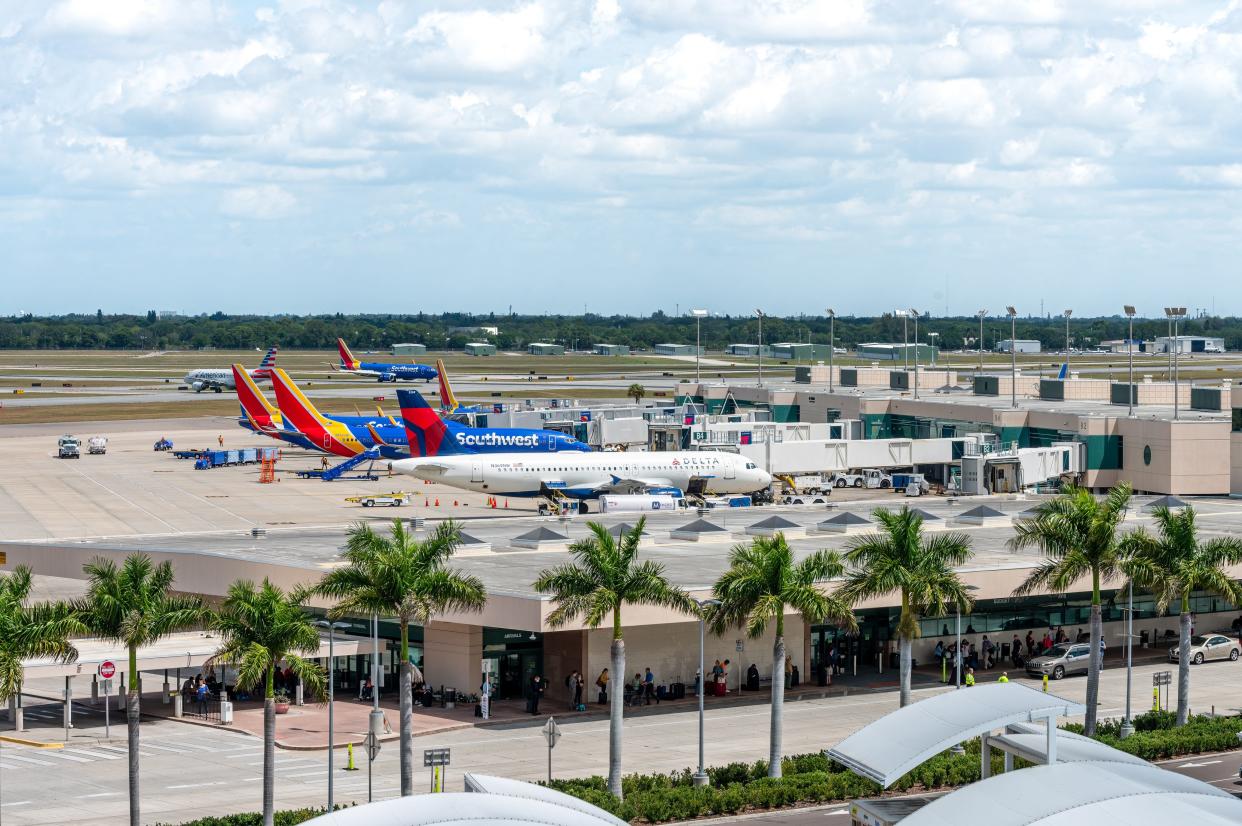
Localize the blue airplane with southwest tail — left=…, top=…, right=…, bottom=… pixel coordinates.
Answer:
left=332, top=338, right=438, bottom=383
left=393, top=388, right=591, bottom=457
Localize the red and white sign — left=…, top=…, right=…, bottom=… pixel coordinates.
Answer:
left=98, top=660, right=116, bottom=679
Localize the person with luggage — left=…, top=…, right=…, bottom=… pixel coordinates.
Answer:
left=527, top=674, right=544, bottom=715
left=565, top=670, right=579, bottom=710
left=1011, top=634, right=1023, bottom=667
left=643, top=667, right=657, bottom=705
left=595, top=668, right=609, bottom=704
left=573, top=672, right=584, bottom=710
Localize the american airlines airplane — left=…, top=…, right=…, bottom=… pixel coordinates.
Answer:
left=389, top=444, right=772, bottom=514
left=185, top=347, right=277, bottom=393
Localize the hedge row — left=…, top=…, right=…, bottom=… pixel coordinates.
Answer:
left=172, top=713, right=1242, bottom=825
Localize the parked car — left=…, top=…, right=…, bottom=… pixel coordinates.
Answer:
left=1169, top=634, right=1241, bottom=665
left=1025, top=642, right=1092, bottom=680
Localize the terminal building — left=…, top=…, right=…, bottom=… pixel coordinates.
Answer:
left=995, top=339, right=1041, bottom=354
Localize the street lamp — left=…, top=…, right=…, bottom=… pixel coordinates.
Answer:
left=691, top=309, right=709, bottom=384
left=755, top=309, right=765, bottom=388
left=1063, top=309, right=1072, bottom=373
left=369, top=613, right=383, bottom=802
left=895, top=309, right=910, bottom=370
left=1165, top=307, right=1187, bottom=420
left=977, top=309, right=988, bottom=372
left=315, top=619, right=351, bottom=812
left=928, top=332, right=939, bottom=367
left=1123, top=305, right=1136, bottom=416
left=691, top=597, right=721, bottom=787
left=909, top=309, right=921, bottom=401
left=1120, top=580, right=1136, bottom=739
left=826, top=308, right=836, bottom=393
left=1006, top=307, right=1018, bottom=408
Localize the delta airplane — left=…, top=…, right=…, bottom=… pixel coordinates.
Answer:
left=185, top=347, right=277, bottom=393
left=392, top=388, right=589, bottom=457
left=332, top=339, right=437, bottom=383
left=389, top=407, right=771, bottom=513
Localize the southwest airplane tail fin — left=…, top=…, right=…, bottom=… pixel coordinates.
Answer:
left=397, top=388, right=469, bottom=457
left=233, top=364, right=280, bottom=425
left=337, top=338, right=360, bottom=370
left=435, top=359, right=461, bottom=411
left=271, top=368, right=358, bottom=456
left=1057, top=362, right=1068, bottom=380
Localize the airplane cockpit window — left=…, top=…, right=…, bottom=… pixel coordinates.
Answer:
left=745, top=463, right=757, bottom=469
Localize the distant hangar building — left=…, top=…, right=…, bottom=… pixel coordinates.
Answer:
left=1155, top=335, right=1225, bottom=354
left=593, top=343, right=630, bottom=356
left=995, top=339, right=1041, bottom=354
left=391, top=343, right=427, bottom=356
left=771, top=342, right=833, bottom=362
left=857, top=342, right=940, bottom=361
left=654, top=343, right=701, bottom=356
left=464, top=342, right=497, bottom=356
left=527, top=342, right=564, bottom=356
left=727, top=343, right=772, bottom=357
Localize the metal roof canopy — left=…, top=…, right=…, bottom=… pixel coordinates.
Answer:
left=986, top=721, right=1146, bottom=767
left=826, top=683, right=1085, bottom=788
left=303, top=772, right=626, bottom=826
left=899, top=760, right=1242, bottom=826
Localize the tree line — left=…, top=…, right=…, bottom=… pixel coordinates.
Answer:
left=0, top=311, right=1235, bottom=352
left=2, top=489, right=1234, bottom=820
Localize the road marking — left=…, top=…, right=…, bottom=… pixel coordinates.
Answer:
left=284, top=769, right=329, bottom=778
left=1177, top=759, right=1222, bottom=768
left=0, top=753, right=53, bottom=766
left=77, top=792, right=121, bottom=799
left=0, top=801, right=31, bottom=808
left=41, top=751, right=93, bottom=763
left=141, top=742, right=195, bottom=754
left=167, top=781, right=231, bottom=790
left=64, top=748, right=123, bottom=760
left=246, top=758, right=319, bottom=767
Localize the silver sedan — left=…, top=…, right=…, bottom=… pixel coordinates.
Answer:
left=1168, top=634, right=1241, bottom=665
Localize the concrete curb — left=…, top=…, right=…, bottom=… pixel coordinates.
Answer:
left=0, top=735, right=64, bottom=749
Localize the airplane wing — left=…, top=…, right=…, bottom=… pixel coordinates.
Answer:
left=581, top=475, right=677, bottom=495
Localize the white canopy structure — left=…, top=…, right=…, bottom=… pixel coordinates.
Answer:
left=302, top=773, right=626, bottom=826
left=826, top=683, right=1085, bottom=787
left=900, top=760, right=1242, bottom=825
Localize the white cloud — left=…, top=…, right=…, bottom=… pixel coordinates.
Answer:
left=219, top=185, right=297, bottom=219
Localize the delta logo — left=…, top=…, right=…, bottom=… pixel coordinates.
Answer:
left=455, top=432, right=540, bottom=448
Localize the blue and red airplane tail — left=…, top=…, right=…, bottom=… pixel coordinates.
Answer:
left=397, top=389, right=468, bottom=457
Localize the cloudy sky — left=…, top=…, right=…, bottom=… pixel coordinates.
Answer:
left=4, top=0, right=1242, bottom=317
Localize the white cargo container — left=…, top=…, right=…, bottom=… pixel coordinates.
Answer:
left=88, top=436, right=108, bottom=454
left=598, top=494, right=686, bottom=513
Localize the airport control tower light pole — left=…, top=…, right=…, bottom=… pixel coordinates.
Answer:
left=755, top=309, right=765, bottom=387
left=826, top=308, right=836, bottom=393
left=690, top=597, right=721, bottom=787
left=896, top=309, right=909, bottom=370
left=1165, top=307, right=1186, bottom=420
left=1124, top=305, right=1136, bottom=416
left=977, top=309, right=987, bottom=373
left=910, top=309, right=920, bottom=401
left=691, top=309, right=708, bottom=384
left=1063, top=309, right=1072, bottom=373
left=1006, top=307, right=1018, bottom=409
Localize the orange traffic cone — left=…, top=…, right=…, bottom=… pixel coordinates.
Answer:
left=453, top=500, right=459, bottom=507
left=434, top=498, right=440, bottom=507
left=504, top=498, right=510, bottom=509
left=424, top=498, right=429, bottom=507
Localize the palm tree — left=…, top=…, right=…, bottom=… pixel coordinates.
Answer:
left=80, top=555, right=205, bottom=826
left=316, top=519, right=486, bottom=797
left=211, top=579, right=325, bottom=826
left=840, top=507, right=974, bottom=708
left=1120, top=506, right=1242, bottom=726
left=534, top=518, right=694, bottom=800
left=709, top=533, right=856, bottom=778
left=1010, top=483, right=1132, bottom=735
left=628, top=383, right=646, bottom=404
left=0, top=566, right=86, bottom=705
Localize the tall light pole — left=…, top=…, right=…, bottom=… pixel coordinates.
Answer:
left=690, top=597, right=721, bottom=787
left=1120, top=580, right=1135, bottom=739
left=826, top=308, right=836, bottom=393
left=755, top=309, right=765, bottom=387
left=1006, top=307, right=1018, bottom=409
left=909, top=309, right=921, bottom=400
left=315, top=619, right=351, bottom=813
left=369, top=613, right=383, bottom=802
left=691, top=309, right=708, bottom=384
left=896, top=309, right=910, bottom=370
left=977, top=309, right=987, bottom=372
left=1123, top=305, right=1136, bottom=416
left=1165, top=307, right=1186, bottom=420
left=1063, top=309, right=1072, bottom=373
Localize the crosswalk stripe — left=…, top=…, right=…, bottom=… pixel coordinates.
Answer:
left=41, top=751, right=93, bottom=763
left=140, top=742, right=192, bottom=754
left=64, top=748, right=122, bottom=760
left=0, top=753, right=53, bottom=767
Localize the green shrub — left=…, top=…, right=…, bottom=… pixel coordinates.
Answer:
left=164, top=810, right=327, bottom=826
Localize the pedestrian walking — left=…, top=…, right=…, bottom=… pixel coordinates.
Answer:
left=573, top=672, right=584, bottom=710
left=595, top=668, right=609, bottom=704
left=527, top=674, right=544, bottom=715
left=565, top=670, right=579, bottom=709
